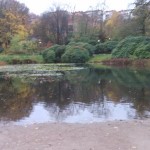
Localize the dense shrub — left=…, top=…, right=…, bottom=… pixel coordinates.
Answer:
left=82, top=43, right=96, bottom=56
left=9, top=35, right=38, bottom=54
left=42, top=42, right=94, bottom=63
left=68, top=42, right=95, bottom=56
left=42, top=44, right=66, bottom=63
left=134, top=43, right=150, bottom=59
left=73, top=36, right=90, bottom=43
left=95, top=41, right=118, bottom=54
left=21, top=41, right=38, bottom=52
left=95, top=43, right=105, bottom=54
left=71, top=36, right=98, bottom=46
left=61, top=46, right=90, bottom=63
left=88, top=39, right=97, bottom=46
left=43, top=50, right=55, bottom=63
left=112, top=36, right=150, bottom=58
left=55, top=45, right=66, bottom=62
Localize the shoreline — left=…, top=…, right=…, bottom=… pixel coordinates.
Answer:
left=0, top=119, right=150, bottom=150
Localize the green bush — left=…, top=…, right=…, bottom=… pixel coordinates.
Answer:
left=55, top=45, right=66, bottom=62
left=71, top=35, right=98, bottom=46
left=61, top=46, right=90, bottom=63
left=43, top=50, right=55, bottom=63
left=95, top=41, right=118, bottom=54
left=42, top=42, right=93, bottom=63
left=82, top=43, right=96, bottom=56
left=9, top=35, right=38, bottom=54
left=88, top=39, right=97, bottom=45
left=72, top=36, right=91, bottom=43
left=95, top=43, right=105, bottom=54
left=68, top=42, right=95, bottom=56
left=134, top=44, right=150, bottom=59
left=21, top=41, right=38, bottom=52
left=42, top=44, right=66, bottom=63
left=112, top=36, right=150, bottom=58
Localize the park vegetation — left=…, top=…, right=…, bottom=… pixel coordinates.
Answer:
left=0, top=0, right=149, bottom=64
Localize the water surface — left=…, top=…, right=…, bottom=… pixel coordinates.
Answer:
left=0, top=64, right=150, bottom=125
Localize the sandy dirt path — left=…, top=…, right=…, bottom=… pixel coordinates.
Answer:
left=0, top=120, right=150, bottom=150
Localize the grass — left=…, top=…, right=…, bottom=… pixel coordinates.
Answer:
left=88, top=54, right=150, bottom=68
left=88, top=54, right=112, bottom=63
left=0, top=54, right=44, bottom=64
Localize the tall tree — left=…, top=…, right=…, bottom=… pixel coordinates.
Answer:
left=105, top=11, right=123, bottom=39
left=132, top=0, right=150, bottom=35
left=0, top=0, right=29, bottom=48
left=34, top=5, right=69, bottom=45
left=105, top=11, right=135, bottom=40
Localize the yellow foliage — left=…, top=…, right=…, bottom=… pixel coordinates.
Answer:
left=105, top=11, right=121, bottom=27
left=16, top=25, right=28, bottom=40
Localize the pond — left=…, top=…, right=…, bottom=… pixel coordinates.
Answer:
left=0, top=64, right=150, bottom=125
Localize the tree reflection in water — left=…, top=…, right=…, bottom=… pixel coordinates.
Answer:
left=0, top=65, right=150, bottom=124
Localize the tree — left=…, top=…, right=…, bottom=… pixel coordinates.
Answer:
left=132, top=0, right=150, bottom=35
left=105, top=11, right=124, bottom=39
left=33, top=5, right=69, bottom=45
left=95, top=0, right=107, bottom=42
left=73, top=12, right=90, bottom=37
left=70, top=1, right=107, bottom=43
left=0, top=0, right=29, bottom=49
left=104, top=10, right=139, bottom=40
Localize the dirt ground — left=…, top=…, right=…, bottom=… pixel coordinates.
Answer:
left=0, top=119, right=150, bottom=150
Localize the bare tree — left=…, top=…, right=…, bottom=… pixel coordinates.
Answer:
left=34, top=4, right=69, bottom=45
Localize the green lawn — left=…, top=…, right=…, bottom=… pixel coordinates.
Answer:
left=0, top=54, right=112, bottom=64
left=88, top=54, right=112, bottom=63
left=0, top=54, right=44, bottom=64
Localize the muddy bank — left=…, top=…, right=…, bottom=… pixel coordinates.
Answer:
left=0, top=61, right=7, bottom=66
left=0, top=119, right=150, bottom=150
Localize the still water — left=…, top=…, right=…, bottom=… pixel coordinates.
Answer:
left=0, top=64, right=150, bottom=125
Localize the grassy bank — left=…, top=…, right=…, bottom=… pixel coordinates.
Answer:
left=0, top=54, right=44, bottom=65
left=88, top=54, right=150, bottom=68
left=88, top=54, right=112, bottom=63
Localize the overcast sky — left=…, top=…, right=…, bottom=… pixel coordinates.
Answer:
left=18, top=0, right=134, bottom=15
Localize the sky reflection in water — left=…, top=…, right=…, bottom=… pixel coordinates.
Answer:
left=0, top=64, right=150, bottom=125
